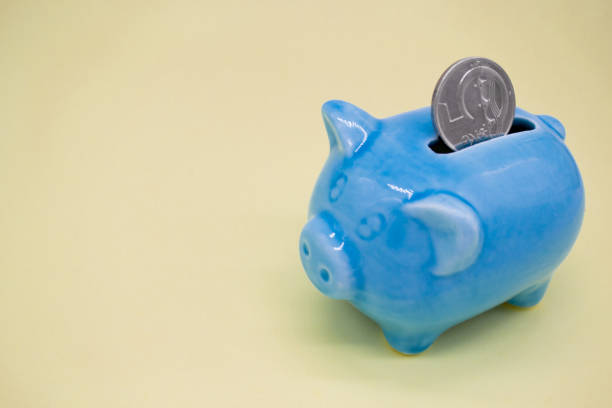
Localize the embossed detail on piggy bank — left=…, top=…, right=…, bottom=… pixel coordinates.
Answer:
left=299, top=100, right=584, bottom=354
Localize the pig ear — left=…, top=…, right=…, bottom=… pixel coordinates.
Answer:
left=402, top=193, right=483, bottom=277
left=538, top=114, right=566, bottom=140
left=322, top=100, right=379, bottom=157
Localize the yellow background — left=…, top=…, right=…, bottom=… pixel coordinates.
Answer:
left=1, top=1, right=610, bottom=406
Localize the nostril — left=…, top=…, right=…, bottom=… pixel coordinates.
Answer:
left=319, top=268, right=330, bottom=282
left=302, top=242, right=310, bottom=257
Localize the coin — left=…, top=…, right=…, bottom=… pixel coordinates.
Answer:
left=431, top=57, right=516, bottom=151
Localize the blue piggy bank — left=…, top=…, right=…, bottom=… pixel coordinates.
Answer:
left=299, top=100, right=584, bottom=354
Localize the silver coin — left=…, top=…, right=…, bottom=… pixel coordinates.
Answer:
left=432, top=57, right=516, bottom=151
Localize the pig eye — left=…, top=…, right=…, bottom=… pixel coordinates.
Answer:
left=357, top=213, right=386, bottom=240
left=329, top=173, right=347, bottom=202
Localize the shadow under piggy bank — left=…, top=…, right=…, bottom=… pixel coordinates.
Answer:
left=299, top=100, right=584, bottom=355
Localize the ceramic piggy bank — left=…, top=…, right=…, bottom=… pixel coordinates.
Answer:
left=298, top=100, right=584, bottom=354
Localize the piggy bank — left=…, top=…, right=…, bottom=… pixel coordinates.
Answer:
left=298, top=100, right=584, bottom=354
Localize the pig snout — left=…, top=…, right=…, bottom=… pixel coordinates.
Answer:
left=299, top=214, right=357, bottom=300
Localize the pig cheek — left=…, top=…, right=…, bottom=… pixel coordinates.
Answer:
left=385, top=217, right=431, bottom=268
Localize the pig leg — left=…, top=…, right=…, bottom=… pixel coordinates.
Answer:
left=507, top=279, right=551, bottom=308
left=381, top=325, right=444, bottom=355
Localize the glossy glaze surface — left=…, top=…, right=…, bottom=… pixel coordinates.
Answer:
left=299, top=100, right=584, bottom=354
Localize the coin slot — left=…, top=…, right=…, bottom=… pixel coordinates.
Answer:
left=428, top=117, right=536, bottom=154
left=508, top=117, right=535, bottom=134
left=428, top=138, right=454, bottom=154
